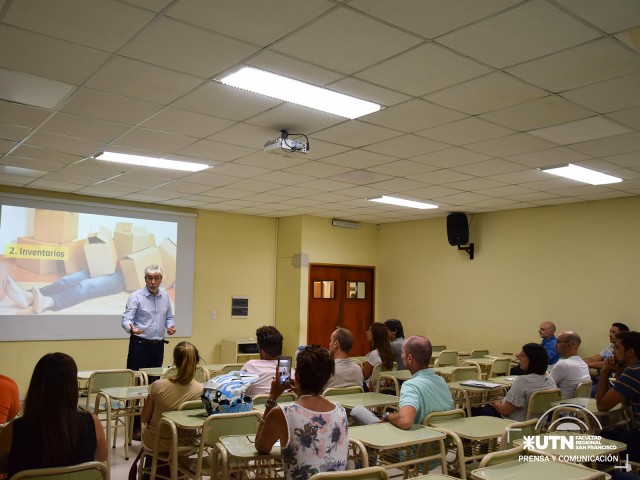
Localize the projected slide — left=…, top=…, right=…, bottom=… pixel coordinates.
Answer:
left=0, top=196, right=195, bottom=341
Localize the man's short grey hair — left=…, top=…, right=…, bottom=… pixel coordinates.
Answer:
left=144, top=265, right=163, bottom=276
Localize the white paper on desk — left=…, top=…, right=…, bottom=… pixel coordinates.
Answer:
left=460, top=380, right=503, bottom=389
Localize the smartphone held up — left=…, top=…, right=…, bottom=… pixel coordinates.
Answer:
left=277, top=356, right=292, bottom=385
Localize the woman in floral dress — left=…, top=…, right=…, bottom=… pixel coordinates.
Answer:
left=255, top=346, right=349, bottom=480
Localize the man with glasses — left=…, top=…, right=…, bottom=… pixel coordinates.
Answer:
left=121, top=264, right=175, bottom=439
left=550, top=331, right=590, bottom=399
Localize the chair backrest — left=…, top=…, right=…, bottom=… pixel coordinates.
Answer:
left=200, top=411, right=263, bottom=448
left=434, top=350, right=458, bottom=367
left=526, top=388, right=562, bottom=420
left=178, top=399, right=204, bottom=410
left=488, top=357, right=512, bottom=377
left=469, top=349, right=489, bottom=359
left=370, top=362, right=397, bottom=389
left=574, top=380, right=592, bottom=398
left=309, top=466, right=388, bottom=480
left=253, top=392, right=298, bottom=405
left=82, top=369, right=135, bottom=410
left=478, top=445, right=525, bottom=468
left=10, top=461, right=108, bottom=480
left=431, top=345, right=446, bottom=353
left=500, top=418, right=538, bottom=449
left=322, top=385, right=364, bottom=396
left=422, top=408, right=466, bottom=426
left=219, top=363, right=244, bottom=374
left=375, top=373, right=400, bottom=396
left=450, top=365, right=481, bottom=382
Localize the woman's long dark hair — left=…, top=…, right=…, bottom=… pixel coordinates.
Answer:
left=371, top=322, right=394, bottom=370
left=23, top=352, right=80, bottom=466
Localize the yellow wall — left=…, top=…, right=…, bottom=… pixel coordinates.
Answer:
left=2, top=187, right=639, bottom=392
left=377, top=196, right=640, bottom=357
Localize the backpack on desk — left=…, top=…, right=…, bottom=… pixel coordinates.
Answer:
left=202, top=372, right=259, bottom=415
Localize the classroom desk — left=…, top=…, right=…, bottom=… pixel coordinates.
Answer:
left=330, top=392, right=399, bottom=410
left=349, top=422, right=448, bottom=478
left=139, top=366, right=169, bottom=376
left=96, top=385, right=148, bottom=470
left=433, top=366, right=457, bottom=381
left=204, top=363, right=232, bottom=375
left=428, top=416, right=514, bottom=479
left=447, top=381, right=508, bottom=416
left=514, top=431, right=626, bottom=460
left=470, top=459, right=611, bottom=480
left=381, top=369, right=412, bottom=381
left=214, top=434, right=283, bottom=479
left=163, top=408, right=209, bottom=428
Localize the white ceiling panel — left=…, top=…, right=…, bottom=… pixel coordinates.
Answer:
left=437, top=0, right=601, bottom=68
left=1, top=1, right=638, bottom=222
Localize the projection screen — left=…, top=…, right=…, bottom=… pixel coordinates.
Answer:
left=0, top=194, right=196, bottom=341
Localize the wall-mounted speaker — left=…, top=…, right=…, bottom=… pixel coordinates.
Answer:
left=447, top=213, right=469, bottom=246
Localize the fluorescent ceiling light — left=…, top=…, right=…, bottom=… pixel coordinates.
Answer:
left=95, top=152, right=210, bottom=172
left=539, top=164, right=622, bottom=185
left=368, top=195, right=438, bottom=209
left=218, top=66, right=381, bottom=119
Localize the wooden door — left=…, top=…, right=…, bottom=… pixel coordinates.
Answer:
left=307, top=264, right=374, bottom=356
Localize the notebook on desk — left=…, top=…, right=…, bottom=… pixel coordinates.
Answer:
left=460, top=380, right=503, bottom=389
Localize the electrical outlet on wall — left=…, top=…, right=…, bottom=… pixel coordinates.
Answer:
left=211, top=310, right=217, bottom=320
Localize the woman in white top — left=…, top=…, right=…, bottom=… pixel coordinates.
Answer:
left=256, top=346, right=349, bottom=480
left=362, top=322, right=395, bottom=391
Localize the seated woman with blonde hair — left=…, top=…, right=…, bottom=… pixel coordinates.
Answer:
left=141, top=341, right=203, bottom=451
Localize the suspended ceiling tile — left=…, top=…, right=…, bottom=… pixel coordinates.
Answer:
left=364, top=134, right=450, bottom=158
left=349, top=0, right=521, bottom=38
left=411, top=169, right=475, bottom=184
left=365, top=159, right=440, bottom=177
left=329, top=77, right=411, bottom=108
left=416, top=117, right=514, bottom=145
left=86, top=56, right=204, bottom=105
left=411, top=147, right=493, bottom=168
left=119, top=17, right=259, bottom=79
left=528, top=116, right=632, bottom=145
left=606, top=106, right=640, bottom=130
left=0, top=100, right=51, bottom=128
left=0, top=138, right=16, bottom=154
left=319, top=150, right=396, bottom=169
left=313, top=121, right=402, bottom=149
left=115, top=128, right=197, bottom=153
left=167, top=0, right=332, bottom=46
left=480, top=96, right=594, bottom=132
left=173, top=81, right=280, bottom=121
left=568, top=132, right=640, bottom=157
left=9, top=145, right=81, bottom=165
left=0, top=68, right=76, bottom=110
left=424, top=72, right=547, bottom=115
left=506, top=38, right=640, bottom=93
left=330, top=170, right=394, bottom=185
left=0, top=123, right=31, bottom=142
left=141, top=108, right=234, bottom=139
left=3, top=0, right=154, bottom=52
left=245, top=103, right=347, bottom=137
left=356, top=43, right=491, bottom=96
left=464, top=133, right=557, bottom=157
left=561, top=72, right=640, bottom=113
left=452, top=158, right=527, bottom=176
left=364, top=99, right=467, bottom=133
left=437, top=0, right=601, bottom=68
left=272, top=9, right=421, bottom=74
left=176, top=139, right=256, bottom=163
left=61, top=88, right=163, bottom=126
left=210, top=124, right=290, bottom=150
left=284, top=161, right=352, bottom=178
left=555, top=0, right=640, bottom=33
left=26, top=131, right=102, bottom=157
left=41, top=113, right=130, bottom=143
left=505, top=147, right=591, bottom=168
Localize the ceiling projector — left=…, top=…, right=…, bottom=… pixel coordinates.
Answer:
left=264, top=130, right=308, bottom=156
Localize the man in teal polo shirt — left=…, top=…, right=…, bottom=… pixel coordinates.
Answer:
left=351, top=335, right=453, bottom=427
